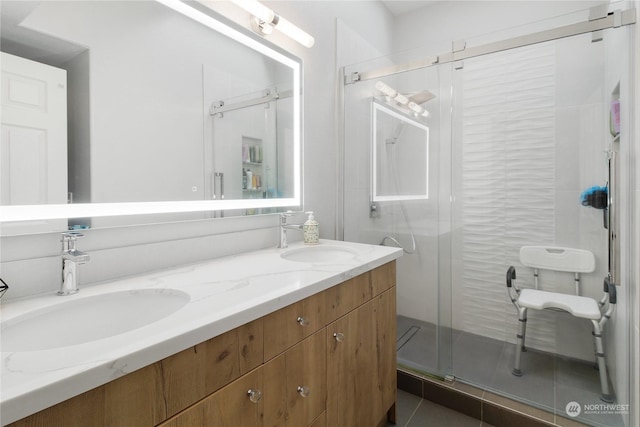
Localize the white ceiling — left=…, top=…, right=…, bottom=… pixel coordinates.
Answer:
left=380, top=0, right=439, bottom=17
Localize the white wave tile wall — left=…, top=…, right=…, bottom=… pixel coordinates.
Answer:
left=456, top=37, right=607, bottom=360
left=458, top=42, right=559, bottom=352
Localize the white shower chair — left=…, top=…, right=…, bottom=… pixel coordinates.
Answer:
left=505, top=246, right=617, bottom=403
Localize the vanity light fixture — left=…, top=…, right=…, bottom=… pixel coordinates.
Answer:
left=228, top=0, right=315, bottom=48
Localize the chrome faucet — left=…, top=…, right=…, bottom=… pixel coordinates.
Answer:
left=60, top=232, right=90, bottom=295
left=279, top=211, right=303, bottom=248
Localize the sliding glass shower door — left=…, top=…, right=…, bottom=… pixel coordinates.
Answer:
left=341, top=7, right=632, bottom=426
left=448, top=26, right=630, bottom=426
left=342, top=59, right=455, bottom=378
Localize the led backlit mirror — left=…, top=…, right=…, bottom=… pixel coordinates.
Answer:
left=0, top=0, right=301, bottom=233
left=371, top=100, right=429, bottom=202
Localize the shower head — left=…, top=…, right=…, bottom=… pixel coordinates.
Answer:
left=386, top=122, right=406, bottom=145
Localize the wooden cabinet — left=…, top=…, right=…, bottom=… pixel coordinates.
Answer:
left=10, top=262, right=396, bottom=427
left=280, top=330, right=326, bottom=426
left=327, top=287, right=397, bottom=427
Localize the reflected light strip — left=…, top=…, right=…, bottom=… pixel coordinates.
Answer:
left=0, top=199, right=301, bottom=222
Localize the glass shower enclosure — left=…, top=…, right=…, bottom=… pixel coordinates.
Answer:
left=341, top=7, right=633, bottom=427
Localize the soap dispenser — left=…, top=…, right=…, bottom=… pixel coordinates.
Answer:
left=303, top=211, right=319, bottom=245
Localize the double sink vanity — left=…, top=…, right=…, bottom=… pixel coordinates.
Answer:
left=2, top=2, right=399, bottom=426
left=1, top=240, right=401, bottom=426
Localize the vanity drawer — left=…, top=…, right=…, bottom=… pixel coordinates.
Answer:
left=160, top=318, right=263, bottom=418
left=263, top=291, right=325, bottom=360
left=325, top=271, right=372, bottom=324
left=371, top=261, right=396, bottom=296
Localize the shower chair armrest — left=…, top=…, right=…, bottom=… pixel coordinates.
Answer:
left=602, top=275, right=617, bottom=304
left=597, top=276, right=617, bottom=328
left=506, top=266, right=518, bottom=290
left=506, top=266, right=521, bottom=308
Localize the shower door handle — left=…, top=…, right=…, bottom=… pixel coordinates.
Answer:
left=213, top=172, right=225, bottom=200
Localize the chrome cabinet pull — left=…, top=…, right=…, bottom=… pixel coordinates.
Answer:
left=333, top=332, right=345, bottom=342
left=247, top=388, right=262, bottom=403
left=297, top=386, right=310, bottom=398
left=296, top=316, right=309, bottom=326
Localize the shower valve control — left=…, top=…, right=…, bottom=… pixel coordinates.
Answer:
left=369, top=202, right=378, bottom=218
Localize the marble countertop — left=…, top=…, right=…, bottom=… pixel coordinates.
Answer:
left=0, top=239, right=401, bottom=425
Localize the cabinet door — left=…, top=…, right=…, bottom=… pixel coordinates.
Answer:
left=284, top=330, right=326, bottom=426
left=326, top=287, right=396, bottom=427
left=326, top=299, right=376, bottom=427
left=372, top=288, right=397, bottom=422
left=262, top=330, right=326, bottom=427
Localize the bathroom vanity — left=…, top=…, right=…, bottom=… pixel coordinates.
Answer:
left=1, top=240, right=400, bottom=427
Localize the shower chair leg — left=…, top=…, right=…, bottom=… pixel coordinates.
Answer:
left=512, top=307, right=528, bottom=376
left=591, top=320, right=613, bottom=403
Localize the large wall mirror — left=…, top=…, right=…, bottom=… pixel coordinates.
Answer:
left=0, top=0, right=302, bottom=234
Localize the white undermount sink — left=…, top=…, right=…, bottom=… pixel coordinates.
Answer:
left=1, top=289, right=190, bottom=352
left=280, top=245, right=357, bottom=263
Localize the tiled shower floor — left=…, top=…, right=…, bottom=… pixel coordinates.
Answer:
left=396, top=315, right=625, bottom=427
